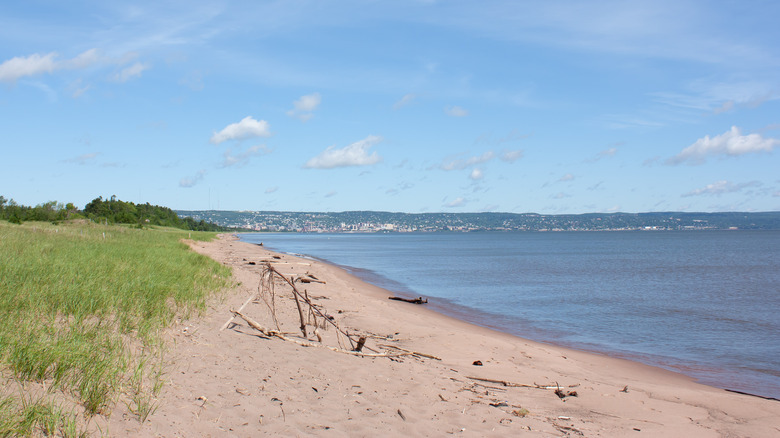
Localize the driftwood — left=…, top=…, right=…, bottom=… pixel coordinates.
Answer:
left=231, top=310, right=409, bottom=358
left=388, top=296, right=428, bottom=304
left=465, top=376, right=578, bottom=391
left=298, top=273, right=326, bottom=284
left=379, top=344, right=441, bottom=360
left=263, top=263, right=358, bottom=349
left=228, top=263, right=406, bottom=358
left=220, top=286, right=261, bottom=331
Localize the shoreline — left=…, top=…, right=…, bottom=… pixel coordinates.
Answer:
left=110, top=234, right=780, bottom=436
left=250, top=236, right=777, bottom=401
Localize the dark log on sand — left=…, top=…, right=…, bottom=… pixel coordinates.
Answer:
left=388, top=296, right=428, bottom=304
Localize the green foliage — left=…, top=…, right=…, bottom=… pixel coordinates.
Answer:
left=0, top=194, right=227, bottom=231
left=0, top=221, right=231, bottom=434
left=83, top=196, right=228, bottom=231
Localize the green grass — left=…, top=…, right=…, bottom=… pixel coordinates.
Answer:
left=0, top=221, right=231, bottom=435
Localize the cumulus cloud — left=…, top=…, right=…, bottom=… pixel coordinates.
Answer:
left=304, top=135, right=383, bottom=169
left=287, top=92, right=321, bottom=121
left=0, top=50, right=103, bottom=82
left=210, top=116, right=271, bottom=144
left=219, top=145, right=270, bottom=168
left=111, top=62, right=149, bottom=82
left=440, top=151, right=494, bottom=171
left=667, top=126, right=778, bottom=165
left=682, top=180, right=762, bottom=197
left=444, top=197, right=466, bottom=208
left=180, top=169, right=206, bottom=188
left=393, top=93, right=416, bottom=110
left=500, top=149, right=524, bottom=162
left=444, top=105, right=469, bottom=117
left=469, top=168, right=484, bottom=180
left=558, top=173, right=575, bottom=182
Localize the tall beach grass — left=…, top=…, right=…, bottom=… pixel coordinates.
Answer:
left=0, top=220, right=231, bottom=436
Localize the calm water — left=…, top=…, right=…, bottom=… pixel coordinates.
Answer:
left=239, top=231, right=780, bottom=399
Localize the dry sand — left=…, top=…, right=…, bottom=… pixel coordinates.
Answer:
left=109, top=234, right=780, bottom=437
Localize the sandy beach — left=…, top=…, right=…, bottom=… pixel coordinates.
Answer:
left=108, top=234, right=780, bottom=437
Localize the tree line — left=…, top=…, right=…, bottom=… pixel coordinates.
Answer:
left=0, top=195, right=230, bottom=231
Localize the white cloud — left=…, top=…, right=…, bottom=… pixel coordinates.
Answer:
left=552, top=192, right=572, bottom=199
left=65, top=49, right=101, bottom=69
left=180, top=169, right=206, bottom=188
left=287, top=92, right=321, bottom=121
left=444, top=105, right=469, bottom=117
left=112, top=62, right=149, bottom=82
left=324, top=191, right=337, bottom=198
left=0, top=49, right=155, bottom=88
left=440, top=151, right=494, bottom=171
left=0, top=49, right=107, bottom=83
left=304, top=135, right=383, bottom=169
left=500, top=149, right=523, bottom=162
left=210, top=116, right=271, bottom=144
left=469, top=168, right=484, bottom=180
left=668, top=126, right=778, bottom=165
left=444, top=197, right=466, bottom=208
left=219, top=145, right=270, bottom=168
left=393, top=93, right=416, bottom=110
left=558, top=173, right=575, bottom=182
left=265, top=186, right=278, bottom=194
left=682, top=180, right=762, bottom=197
left=0, top=52, right=58, bottom=82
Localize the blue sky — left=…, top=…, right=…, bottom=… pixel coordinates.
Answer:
left=1, top=0, right=779, bottom=213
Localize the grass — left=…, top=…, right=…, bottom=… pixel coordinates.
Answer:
left=0, top=220, right=231, bottom=435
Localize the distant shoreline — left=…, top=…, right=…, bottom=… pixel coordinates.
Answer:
left=180, top=210, right=780, bottom=232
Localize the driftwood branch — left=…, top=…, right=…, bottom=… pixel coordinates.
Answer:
left=465, top=376, right=577, bottom=390
left=231, top=310, right=410, bottom=358
left=388, top=296, right=428, bottom=304
left=220, top=289, right=257, bottom=331
left=264, top=264, right=359, bottom=345
left=290, top=275, right=308, bottom=338
left=378, top=344, right=441, bottom=360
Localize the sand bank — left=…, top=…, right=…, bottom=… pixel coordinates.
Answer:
left=109, top=234, right=780, bottom=437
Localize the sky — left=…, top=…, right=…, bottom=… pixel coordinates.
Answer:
left=1, top=0, right=779, bottom=214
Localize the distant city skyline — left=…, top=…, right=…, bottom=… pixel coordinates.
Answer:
left=2, top=1, right=779, bottom=214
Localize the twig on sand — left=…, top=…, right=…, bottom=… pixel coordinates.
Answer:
left=465, top=376, right=578, bottom=391
left=378, top=343, right=441, bottom=360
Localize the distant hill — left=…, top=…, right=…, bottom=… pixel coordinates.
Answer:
left=175, top=210, right=780, bottom=232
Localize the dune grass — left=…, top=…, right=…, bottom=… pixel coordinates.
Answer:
left=0, top=221, right=231, bottom=436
